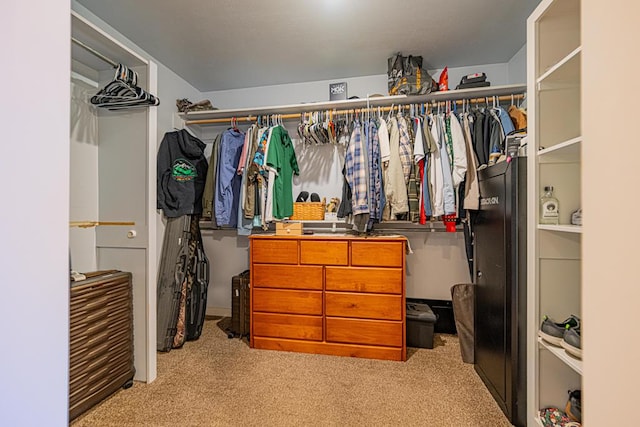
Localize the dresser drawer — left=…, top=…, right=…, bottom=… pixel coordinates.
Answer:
left=325, top=267, right=402, bottom=294
left=326, top=318, right=403, bottom=347
left=253, top=264, right=322, bottom=290
left=252, top=239, right=298, bottom=264
left=351, top=241, right=403, bottom=267
left=300, top=240, right=348, bottom=265
left=252, top=313, right=322, bottom=341
left=253, top=288, right=322, bottom=315
left=325, top=292, right=402, bottom=320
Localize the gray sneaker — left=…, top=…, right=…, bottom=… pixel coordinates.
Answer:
left=538, top=315, right=580, bottom=346
left=561, top=327, right=582, bottom=359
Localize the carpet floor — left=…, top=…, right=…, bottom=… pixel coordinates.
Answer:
left=71, top=318, right=510, bottom=427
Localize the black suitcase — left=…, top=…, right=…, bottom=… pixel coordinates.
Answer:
left=228, top=270, right=250, bottom=339
left=186, top=220, right=209, bottom=341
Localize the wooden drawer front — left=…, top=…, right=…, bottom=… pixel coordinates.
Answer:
left=253, top=264, right=322, bottom=290
left=325, top=267, right=402, bottom=294
left=325, top=292, right=402, bottom=320
left=326, top=318, right=403, bottom=347
left=253, top=288, right=322, bottom=315
left=252, top=313, right=322, bottom=341
left=300, top=241, right=348, bottom=265
left=252, top=239, right=298, bottom=264
left=351, top=241, right=403, bottom=267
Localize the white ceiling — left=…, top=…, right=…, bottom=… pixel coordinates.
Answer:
left=76, top=0, right=540, bottom=92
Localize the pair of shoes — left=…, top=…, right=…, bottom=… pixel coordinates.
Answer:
left=295, top=191, right=321, bottom=203
left=565, top=389, right=582, bottom=423
left=538, top=315, right=580, bottom=346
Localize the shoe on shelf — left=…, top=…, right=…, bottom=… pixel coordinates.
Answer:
left=538, top=315, right=580, bottom=346
left=296, top=191, right=309, bottom=202
left=562, top=327, right=582, bottom=359
left=538, top=407, right=581, bottom=427
left=571, top=208, right=582, bottom=226
left=565, top=389, right=582, bottom=423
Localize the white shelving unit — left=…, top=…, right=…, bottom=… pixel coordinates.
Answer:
left=527, top=0, right=582, bottom=423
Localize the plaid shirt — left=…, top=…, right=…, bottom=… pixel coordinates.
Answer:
left=397, top=116, right=413, bottom=185
left=345, top=122, right=369, bottom=215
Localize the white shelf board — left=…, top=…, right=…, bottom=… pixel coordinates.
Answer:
left=538, top=136, right=582, bottom=163
left=295, top=219, right=345, bottom=224
left=180, top=84, right=527, bottom=123
left=538, top=337, right=583, bottom=375
left=71, top=11, right=147, bottom=71
left=534, top=414, right=544, bottom=427
left=538, top=224, right=582, bottom=233
left=537, top=46, right=582, bottom=88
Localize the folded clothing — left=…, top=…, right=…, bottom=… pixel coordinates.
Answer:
left=461, top=72, right=487, bottom=85
left=456, top=81, right=491, bottom=90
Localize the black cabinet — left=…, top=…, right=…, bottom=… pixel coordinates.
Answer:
left=474, top=157, right=527, bottom=427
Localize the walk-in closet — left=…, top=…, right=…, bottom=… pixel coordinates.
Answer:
left=4, top=1, right=639, bottom=426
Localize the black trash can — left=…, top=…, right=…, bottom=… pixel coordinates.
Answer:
left=406, top=302, right=438, bottom=349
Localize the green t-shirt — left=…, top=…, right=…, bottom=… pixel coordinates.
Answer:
left=266, top=126, right=299, bottom=219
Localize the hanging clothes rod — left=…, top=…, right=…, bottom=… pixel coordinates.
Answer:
left=70, top=221, right=135, bottom=228
left=185, top=93, right=525, bottom=126
left=71, top=37, right=118, bottom=68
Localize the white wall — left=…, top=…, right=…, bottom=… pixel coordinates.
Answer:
left=0, top=1, right=70, bottom=425
left=582, top=1, right=640, bottom=423
left=202, top=63, right=511, bottom=109
left=507, top=44, right=527, bottom=84
left=430, top=63, right=510, bottom=91
left=70, top=80, right=99, bottom=272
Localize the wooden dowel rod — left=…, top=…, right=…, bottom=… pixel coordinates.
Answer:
left=69, top=221, right=136, bottom=228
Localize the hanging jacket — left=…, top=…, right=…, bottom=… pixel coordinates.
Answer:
left=202, top=134, right=221, bottom=221
left=345, top=122, right=369, bottom=216
left=462, top=113, right=480, bottom=210
left=385, top=117, right=409, bottom=218
left=508, top=105, right=527, bottom=130
left=214, top=128, right=245, bottom=227
left=429, top=115, right=445, bottom=217
left=488, top=109, right=505, bottom=164
left=397, top=115, right=413, bottom=184
left=473, top=109, right=487, bottom=165
left=432, top=115, right=456, bottom=215
left=496, top=106, right=515, bottom=136
left=266, top=126, right=299, bottom=220
left=422, top=117, right=436, bottom=217
left=157, top=129, right=208, bottom=218
left=366, top=120, right=382, bottom=225
left=448, top=112, right=468, bottom=189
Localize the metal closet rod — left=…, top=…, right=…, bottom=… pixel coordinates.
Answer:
left=71, top=37, right=118, bottom=68
left=186, top=93, right=525, bottom=125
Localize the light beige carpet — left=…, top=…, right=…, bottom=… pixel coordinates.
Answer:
left=71, top=319, right=510, bottom=427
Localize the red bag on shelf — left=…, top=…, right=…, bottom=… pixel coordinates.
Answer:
left=438, top=67, right=449, bottom=91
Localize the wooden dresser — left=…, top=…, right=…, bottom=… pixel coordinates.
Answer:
left=249, top=234, right=406, bottom=361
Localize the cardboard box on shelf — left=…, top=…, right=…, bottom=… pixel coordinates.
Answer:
left=276, top=222, right=303, bottom=236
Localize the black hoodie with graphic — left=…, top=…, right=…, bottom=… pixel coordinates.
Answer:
left=157, top=129, right=208, bottom=217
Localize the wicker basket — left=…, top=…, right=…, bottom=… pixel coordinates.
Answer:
left=290, top=202, right=325, bottom=220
